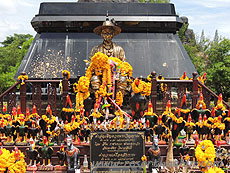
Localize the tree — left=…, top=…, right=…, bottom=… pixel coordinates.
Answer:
left=0, top=34, right=33, bottom=93
left=177, top=20, right=230, bottom=101
left=205, top=38, right=230, bottom=100
left=213, top=30, right=219, bottom=43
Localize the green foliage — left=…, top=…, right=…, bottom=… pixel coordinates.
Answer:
left=177, top=23, right=189, bottom=43
left=178, top=23, right=230, bottom=100
left=0, top=34, right=33, bottom=93
left=205, top=39, right=230, bottom=99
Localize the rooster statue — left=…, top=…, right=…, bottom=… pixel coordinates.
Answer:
left=38, top=136, right=54, bottom=170
left=26, top=138, right=38, bottom=171
left=191, top=93, right=211, bottom=122
left=61, top=95, right=75, bottom=123
left=55, top=143, right=67, bottom=171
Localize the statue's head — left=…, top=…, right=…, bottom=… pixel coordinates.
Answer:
left=101, top=27, right=114, bottom=42
left=91, top=75, right=101, bottom=90
left=93, top=14, right=121, bottom=40
left=67, top=135, right=73, bottom=147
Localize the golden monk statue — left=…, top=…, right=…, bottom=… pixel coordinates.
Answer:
left=90, top=16, right=126, bottom=62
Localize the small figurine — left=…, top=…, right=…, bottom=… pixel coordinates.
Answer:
left=189, top=137, right=199, bottom=168
left=66, top=135, right=80, bottom=173
left=162, top=100, right=174, bottom=119
left=3, top=116, right=15, bottom=145
left=153, top=115, right=167, bottom=145
left=143, top=101, right=158, bottom=128
left=28, top=120, right=40, bottom=142
left=0, top=118, right=7, bottom=143
left=130, top=78, right=147, bottom=119
left=148, top=135, right=161, bottom=173
left=145, top=120, right=152, bottom=144
left=196, top=114, right=203, bottom=141
left=179, top=94, right=190, bottom=121
left=184, top=114, right=195, bottom=143
left=61, top=95, right=75, bottom=123
left=215, top=94, right=228, bottom=117
left=191, top=93, right=211, bottom=122
left=25, top=107, right=32, bottom=128
left=76, top=107, right=88, bottom=125
left=213, top=115, right=226, bottom=145
left=202, top=114, right=211, bottom=140
left=15, top=114, right=28, bottom=145
left=172, top=110, right=185, bottom=146
left=39, top=105, right=57, bottom=140
left=54, top=119, right=65, bottom=145
left=179, top=139, right=189, bottom=166
left=38, top=136, right=54, bottom=171
left=64, top=115, right=80, bottom=145
left=55, top=144, right=67, bottom=171
left=89, top=103, right=104, bottom=124
left=26, top=138, right=38, bottom=171
left=29, top=105, right=40, bottom=121
left=81, top=121, right=90, bottom=144
left=223, top=109, right=230, bottom=139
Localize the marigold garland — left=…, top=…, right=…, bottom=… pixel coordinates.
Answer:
left=205, top=167, right=224, bottom=173
left=120, top=62, right=133, bottom=77
left=141, top=155, right=147, bottom=162
left=195, top=140, right=215, bottom=170
left=0, top=148, right=27, bottom=173
left=90, top=112, right=102, bottom=119
left=62, top=70, right=70, bottom=79
left=86, top=52, right=111, bottom=86
left=42, top=114, right=56, bottom=124
left=18, top=75, right=28, bottom=85
left=116, top=91, right=123, bottom=106
left=64, top=121, right=80, bottom=132
left=131, top=79, right=144, bottom=94
left=212, top=121, right=225, bottom=130
left=74, top=76, right=90, bottom=111
left=141, top=82, right=151, bottom=96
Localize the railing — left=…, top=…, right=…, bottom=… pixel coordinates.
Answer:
left=0, top=71, right=229, bottom=116
left=150, top=71, right=229, bottom=113
left=0, top=81, right=20, bottom=113
left=0, top=72, right=69, bottom=116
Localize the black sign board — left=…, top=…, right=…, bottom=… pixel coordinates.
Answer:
left=90, top=131, right=145, bottom=172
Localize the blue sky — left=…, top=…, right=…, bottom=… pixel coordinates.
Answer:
left=0, top=0, right=230, bottom=42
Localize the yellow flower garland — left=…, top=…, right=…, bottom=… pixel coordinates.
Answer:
left=62, top=70, right=70, bottom=79
left=131, top=79, right=144, bottom=94
left=74, top=76, right=90, bottom=111
left=42, top=114, right=56, bottom=124
left=90, top=112, right=102, bottom=119
left=64, top=121, right=80, bottom=132
left=18, top=75, right=28, bottom=85
left=195, top=140, right=215, bottom=170
left=141, top=155, right=147, bottom=162
left=0, top=148, right=26, bottom=173
left=142, top=81, right=151, bottom=96
left=116, top=91, right=123, bottom=106
left=205, top=167, right=224, bottom=173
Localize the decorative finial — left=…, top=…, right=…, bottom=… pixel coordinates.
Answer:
left=106, top=11, right=109, bottom=21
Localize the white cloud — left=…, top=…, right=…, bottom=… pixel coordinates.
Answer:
left=0, top=0, right=17, bottom=15
left=173, top=0, right=230, bottom=8
left=192, top=0, right=230, bottom=8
